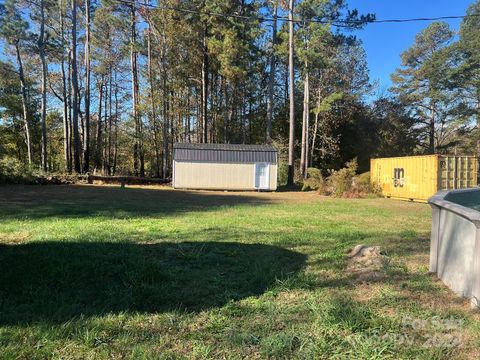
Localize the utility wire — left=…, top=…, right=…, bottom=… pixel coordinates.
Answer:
left=114, top=0, right=480, bottom=27
left=369, top=15, right=480, bottom=23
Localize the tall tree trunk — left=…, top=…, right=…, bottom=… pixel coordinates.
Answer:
left=15, top=43, right=33, bottom=165
left=108, top=67, right=113, bottom=174
left=187, top=88, right=191, bottom=142
left=130, top=3, right=143, bottom=176
left=248, top=99, right=253, bottom=143
left=95, top=79, right=104, bottom=172
left=429, top=119, right=435, bottom=154
left=196, top=90, right=200, bottom=142
left=170, top=91, right=174, bottom=159
left=201, top=24, right=209, bottom=143
left=147, top=26, right=161, bottom=177
left=476, top=90, right=480, bottom=157
left=266, top=1, right=277, bottom=143
left=61, top=57, right=70, bottom=172
left=103, top=70, right=109, bottom=174
left=162, top=76, right=168, bottom=178
left=185, top=87, right=190, bottom=142
left=38, top=0, right=48, bottom=171
left=130, top=4, right=138, bottom=175
left=300, top=69, right=309, bottom=179
left=311, top=111, right=319, bottom=167
left=67, top=47, right=73, bottom=166
left=71, top=0, right=82, bottom=173
left=429, top=103, right=436, bottom=154
left=304, top=90, right=309, bottom=171
left=211, top=73, right=216, bottom=142
left=242, top=86, right=246, bottom=144
left=227, top=90, right=234, bottom=143
left=223, top=81, right=229, bottom=143
left=83, top=0, right=91, bottom=172
left=60, top=1, right=70, bottom=172
left=113, top=76, right=119, bottom=175
left=287, top=0, right=295, bottom=186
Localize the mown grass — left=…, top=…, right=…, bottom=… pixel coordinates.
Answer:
left=0, top=185, right=479, bottom=359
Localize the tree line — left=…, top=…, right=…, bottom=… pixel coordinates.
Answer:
left=391, top=5, right=480, bottom=156
left=0, top=0, right=479, bottom=184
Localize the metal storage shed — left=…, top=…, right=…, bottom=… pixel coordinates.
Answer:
left=173, top=143, right=278, bottom=191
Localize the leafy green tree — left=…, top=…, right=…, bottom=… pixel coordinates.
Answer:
left=443, top=0, right=480, bottom=154
left=338, top=98, right=419, bottom=172
left=0, top=0, right=381, bottom=178
left=460, top=1, right=480, bottom=123
left=29, top=0, right=56, bottom=171
left=0, top=0, right=34, bottom=164
left=294, top=0, right=373, bottom=177
left=391, top=21, right=455, bottom=154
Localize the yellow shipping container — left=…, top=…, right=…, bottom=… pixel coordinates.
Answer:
left=370, top=155, right=478, bottom=202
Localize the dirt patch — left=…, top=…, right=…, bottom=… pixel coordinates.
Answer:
left=352, top=282, right=390, bottom=303
left=403, top=254, right=429, bottom=273
left=346, top=245, right=389, bottom=282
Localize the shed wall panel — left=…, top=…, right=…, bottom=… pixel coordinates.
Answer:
left=173, top=161, right=277, bottom=190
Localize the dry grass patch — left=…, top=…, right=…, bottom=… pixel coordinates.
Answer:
left=0, top=231, right=30, bottom=244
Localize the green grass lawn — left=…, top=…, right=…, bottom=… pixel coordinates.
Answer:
left=0, top=185, right=479, bottom=359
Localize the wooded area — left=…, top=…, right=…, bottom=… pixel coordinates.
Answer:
left=0, top=0, right=479, bottom=183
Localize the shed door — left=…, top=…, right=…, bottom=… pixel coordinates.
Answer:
left=255, top=163, right=269, bottom=189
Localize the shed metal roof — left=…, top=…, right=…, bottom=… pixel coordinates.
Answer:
left=173, top=143, right=277, bottom=164
left=173, top=143, right=276, bottom=152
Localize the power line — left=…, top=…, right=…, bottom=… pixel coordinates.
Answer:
left=369, top=15, right=480, bottom=23
left=114, top=0, right=480, bottom=27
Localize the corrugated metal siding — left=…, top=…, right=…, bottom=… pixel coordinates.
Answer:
left=173, top=148, right=277, bottom=164
left=174, top=143, right=276, bottom=152
left=438, top=156, right=477, bottom=190
left=370, top=155, right=478, bottom=202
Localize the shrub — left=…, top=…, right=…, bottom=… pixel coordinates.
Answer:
left=293, top=160, right=303, bottom=185
left=0, top=157, right=37, bottom=184
left=352, top=171, right=372, bottom=195
left=328, top=159, right=358, bottom=197
left=355, top=171, right=370, bottom=188
left=354, top=171, right=383, bottom=196
left=298, top=161, right=381, bottom=198
left=371, top=182, right=382, bottom=196
left=302, top=168, right=325, bottom=192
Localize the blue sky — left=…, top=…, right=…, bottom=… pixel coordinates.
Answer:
left=347, top=0, right=474, bottom=93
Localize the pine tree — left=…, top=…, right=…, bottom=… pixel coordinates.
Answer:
left=391, top=22, right=455, bottom=153
left=0, top=0, right=34, bottom=165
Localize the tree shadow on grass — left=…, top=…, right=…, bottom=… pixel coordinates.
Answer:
left=0, top=241, right=306, bottom=325
left=0, top=185, right=273, bottom=220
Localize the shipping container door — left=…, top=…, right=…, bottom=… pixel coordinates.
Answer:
left=439, top=156, right=477, bottom=190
